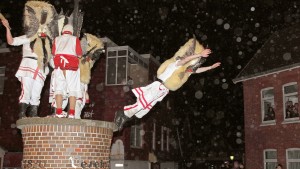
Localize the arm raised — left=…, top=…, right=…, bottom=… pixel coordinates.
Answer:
left=176, top=49, right=212, bottom=66
left=1, top=19, right=13, bottom=45
left=195, top=62, right=221, bottom=73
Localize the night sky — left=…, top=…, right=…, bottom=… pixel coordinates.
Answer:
left=0, top=0, right=299, bottom=162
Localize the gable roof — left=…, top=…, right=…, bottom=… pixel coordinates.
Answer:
left=233, top=23, right=300, bottom=83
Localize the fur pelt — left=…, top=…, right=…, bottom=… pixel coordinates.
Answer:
left=24, top=1, right=56, bottom=38
left=85, top=33, right=104, bottom=54
left=32, top=36, right=52, bottom=71
left=80, top=33, right=104, bottom=84
left=24, top=1, right=57, bottom=70
left=157, top=38, right=205, bottom=91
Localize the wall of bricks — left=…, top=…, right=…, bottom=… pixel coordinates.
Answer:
left=16, top=118, right=116, bottom=169
left=242, top=67, right=300, bottom=169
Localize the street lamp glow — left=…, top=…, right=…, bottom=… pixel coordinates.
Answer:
left=230, top=155, right=234, bottom=160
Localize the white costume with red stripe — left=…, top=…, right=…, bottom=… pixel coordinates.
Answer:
left=12, top=35, right=48, bottom=105
left=124, top=61, right=180, bottom=118
left=52, top=33, right=82, bottom=98
left=49, top=78, right=88, bottom=119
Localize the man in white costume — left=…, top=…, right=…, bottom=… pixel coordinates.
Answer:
left=52, top=24, right=82, bottom=118
left=1, top=19, right=49, bottom=118
left=115, top=48, right=221, bottom=130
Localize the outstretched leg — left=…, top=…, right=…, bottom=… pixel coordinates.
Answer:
left=115, top=101, right=144, bottom=131
left=114, top=110, right=131, bottom=131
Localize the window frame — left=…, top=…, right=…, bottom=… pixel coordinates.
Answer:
left=286, top=148, right=300, bottom=169
left=261, top=87, right=276, bottom=124
left=0, top=66, right=6, bottom=95
left=130, top=124, right=143, bottom=149
left=283, top=82, right=299, bottom=122
left=105, top=46, right=148, bottom=86
left=105, top=46, right=129, bottom=86
left=264, top=149, right=277, bottom=169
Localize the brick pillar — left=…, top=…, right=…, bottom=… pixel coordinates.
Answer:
left=16, top=118, right=117, bottom=169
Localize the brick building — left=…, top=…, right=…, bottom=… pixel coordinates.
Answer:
left=233, top=23, right=300, bottom=169
left=0, top=37, right=179, bottom=169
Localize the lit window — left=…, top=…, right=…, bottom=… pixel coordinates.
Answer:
left=130, top=124, right=143, bottom=148
left=0, top=66, right=5, bottom=95
left=264, top=149, right=277, bottom=169
left=287, top=148, right=300, bottom=169
left=283, top=83, right=299, bottom=120
left=261, top=88, right=275, bottom=123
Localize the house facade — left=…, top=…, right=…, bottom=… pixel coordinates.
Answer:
left=0, top=37, right=178, bottom=169
left=233, top=23, right=300, bottom=169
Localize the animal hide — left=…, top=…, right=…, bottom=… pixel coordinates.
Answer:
left=79, top=33, right=105, bottom=84
left=79, top=59, right=91, bottom=84
left=23, top=1, right=59, bottom=71
left=47, top=9, right=65, bottom=40
left=23, top=1, right=56, bottom=39
left=32, top=36, right=52, bottom=71
left=157, top=38, right=205, bottom=91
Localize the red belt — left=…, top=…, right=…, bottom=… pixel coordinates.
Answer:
left=54, top=55, right=79, bottom=71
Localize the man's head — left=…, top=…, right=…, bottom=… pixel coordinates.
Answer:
left=62, top=24, right=73, bottom=34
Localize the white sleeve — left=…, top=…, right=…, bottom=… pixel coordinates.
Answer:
left=11, top=35, right=30, bottom=46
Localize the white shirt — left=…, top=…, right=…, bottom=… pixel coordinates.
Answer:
left=158, top=60, right=181, bottom=82
left=53, top=34, right=78, bottom=56
left=12, top=35, right=38, bottom=58
left=11, top=35, right=48, bottom=83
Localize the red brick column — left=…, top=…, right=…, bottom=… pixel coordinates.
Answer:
left=16, top=118, right=117, bottom=169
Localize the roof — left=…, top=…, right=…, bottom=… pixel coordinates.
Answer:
left=233, top=23, right=300, bottom=83
left=100, top=37, right=118, bottom=47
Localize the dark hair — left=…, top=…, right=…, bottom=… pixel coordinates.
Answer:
left=276, top=164, right=283, bottom=168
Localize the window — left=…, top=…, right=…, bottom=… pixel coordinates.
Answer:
left=283, top=83, right=299, bottom=120
left=106, top=47, right=128, bottom=85
left=264, top=149, right=277, bottom=169
left=261, top=88, right=275, bottom=123
left=130, top=124, right=143, bottom=148
left=0, top=66, right=5, bottom=95
left=287, top=148, right=300, bottom=169
left=105, top=46, right=147, bottom=86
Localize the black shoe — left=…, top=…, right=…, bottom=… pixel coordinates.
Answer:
left=28, top=105, right=39, bottom=117
left=114, top=110, right=130, bottom=131
left=19, top=103, right=29, bottom=119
